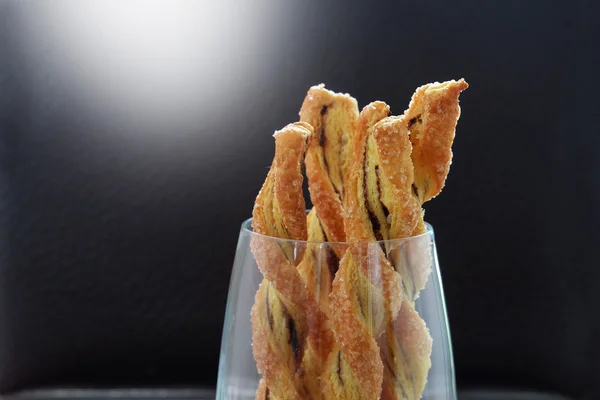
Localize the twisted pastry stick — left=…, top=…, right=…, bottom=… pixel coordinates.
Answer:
left=299, top=84, right=359, bottom=313
left=253, top=80, right=468, bottom=400
left=295, top=85, right=359, bottom=398
left=295, top=210, right=341, bottom=399
left=323, top=101, right=408, bottom=400
left=297, top=209, right=342, bottom=317
left=389, top=79, right=470, bottom=305
left=369, top=115, right=430, bottom=400
left=301, top=84, right=359, bottom=244
left=407, top=79, right=469, bottom=205
left=381, top=79, right=468, bottom=400
left=251, top=122, right=332, bottom=399
left=326, top=78, right=468, bottom=398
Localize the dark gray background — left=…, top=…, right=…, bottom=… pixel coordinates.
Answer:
left=0, top=0, right=598, bottom=398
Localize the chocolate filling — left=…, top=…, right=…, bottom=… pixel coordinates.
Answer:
left=408, top=114, right=422, bottom=128
left=412, top=183, right=419, bottom=197
left=336, top=351, right=343, bottom=384
left=266, top=288, right=274, bottom=330
left=319, top=105, right=329, bottom=147
left=376, top=166, right=390, bottom=218
left=319, top=106, right=328, bottom=154
left=326, top=247, right=340, bottom=277
left=265, top=388, right=270, bottom=400
left=317, top=218, right=340, bottom=266
left=363, top=164, right=385, bottom=242
left=319, top=130, right=327, bottom=148
left=284, top=309, right=301, bottom=365
left=363, top=180, right=382, bottom=240
left=319, top=105, right=342, bottom=199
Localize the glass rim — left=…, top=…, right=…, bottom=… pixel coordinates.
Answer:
left=240, top=217, right=434, bottom=245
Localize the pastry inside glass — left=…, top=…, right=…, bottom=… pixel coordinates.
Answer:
left=250, top=80, right=468, bottom=400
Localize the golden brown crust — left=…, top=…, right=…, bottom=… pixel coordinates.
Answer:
left=365, top=116, right=425, bottom=400
left=368, top=116, right=424, bottom=308
left=252, top=281, right=307, bottom=399
left=405, top=79, right=468, bottom=203
left=273, top=122, right=312, bottom=243
left=324, top=102, right=407, bottom=400
left=296, top=210, right=339, bottom=399
left=299, top=86, right=359, bottom=399
left=324, top=251, right=386, bottom=400
left=251, top=122, right=312, bottom=400
left=340, top=104, right=437, bottom=400
left=380, top=79, right=467, bottom=400
left=372, top=116, right=421, bottom=239
left=391, top=79, right=468, bottom=298
left=252, top=121, right=339, bottom=400
left=298, top=209, right=337, bottom=314
left=253, top=122, right=312, bottom=240
left=251, top=80, right=468, bottom=400
left=251, top=123, right=312, bottom=298
left=395, top=304, right=432, bottom=396
left=380, top=302, right=432, bottom=400
left=343, top=101, right=391, bottom=243
left=354, top=100, right=391, bottom=165
left=387, top=232, right=433, bottom=304
left=253, top=122, right=311, bottom=265
left=301, top=84, right=359, bottom=243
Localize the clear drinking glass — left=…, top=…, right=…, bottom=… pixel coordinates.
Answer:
left=217, top=218, right=456, bottom=400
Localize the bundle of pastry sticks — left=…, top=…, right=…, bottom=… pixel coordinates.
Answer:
left=250, top=79, right=468, bottom=400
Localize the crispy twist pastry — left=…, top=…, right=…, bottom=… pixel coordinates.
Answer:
left=251, top=122, right=333, bottom=400
left=296, top=209, right=345, bottom=399
left=297, top=85, right=359, bottom=398
left=407, top=79, right=469, bottom=206
left=298, top=209, right=336, bottom=315
left=254, top=80, right=468, bottom=400
left=299, top=84, right=359, bottom=321
left=394, top=79, right=470, bottom=302
left=323, top=102, right=409, bottom=400
left=301, top=84, right=359, bottom=244
left=381, top=79, right=468, bottom=400
left=371, top=115, right=431, bottom=400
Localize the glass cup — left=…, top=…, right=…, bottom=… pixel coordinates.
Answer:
left=217, top=218, right=456, bottom=400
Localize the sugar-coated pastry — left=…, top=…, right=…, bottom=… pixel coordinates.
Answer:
left=405, top=79, right=469, bottom=205
left=381, top=79, right=468, bottom=400
left=324, top=102, right=404, bottom=400
left=297, top=85, right=359, bottom=399
left=250, top=79, right=468, bottom=400
left=251, top=122, right=332, bottom=400
left=301, top=85, right=359, bottom=244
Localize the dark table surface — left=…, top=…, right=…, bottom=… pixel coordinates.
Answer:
left=2, top=388, right=574, bottom=400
